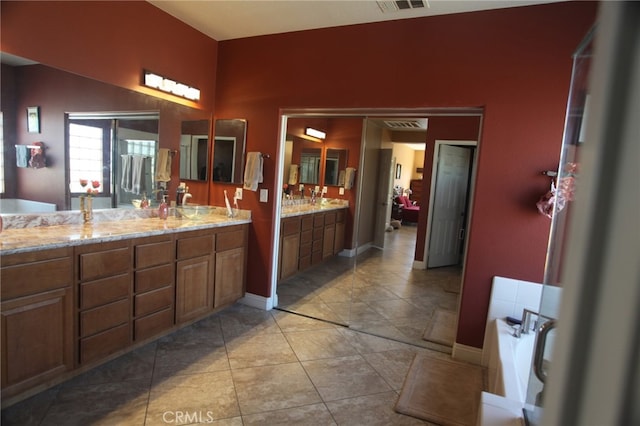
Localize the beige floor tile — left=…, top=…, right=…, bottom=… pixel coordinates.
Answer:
left=284, top=329, right=358, bottom=361
left=272, top=310, right=338, bottom=332
left=302, top=355, right=391, bottom=402
left=153, top=341, right=230, bottom=379
left=146, top=370, right=240, bottom=425
left=337, top=328, right=416, bottom=354
left=242, top=403, right=336, bottom=425
left=226, top=332, right=298, bottom=369
left=362, top=349, right=421, bottom=390
left=325, top=391, right=429, bottom=426
left=231, top=363, right=322, bottom=415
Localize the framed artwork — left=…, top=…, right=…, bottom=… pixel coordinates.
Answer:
left=27, top=106, right=40, bottom=133
left=395, top=163, right=402, bottom=179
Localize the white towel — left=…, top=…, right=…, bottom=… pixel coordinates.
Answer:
left=131, top=155, right=146, bottom=195
left=344, top=167, right=356, bottom=190
left=243, top=152, right=263, bottom=191
left=121, top=154, right=132, bottom=192
left=155, top=148, right=172, bottom=182
left=288, top=164, right=299, bottom=185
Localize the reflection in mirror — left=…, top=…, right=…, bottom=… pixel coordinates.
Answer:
left=179, top=120, right=210, bottom=181
left=67, top=113, right=159, bottom=210
left=299, top=148, right=322, bottom=185
left=212, top=119, right=247, bottom=184
left=324, top=148, right=348, bottom=186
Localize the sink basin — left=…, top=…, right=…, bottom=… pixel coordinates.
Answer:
left=176, top=205, right=216, bottom=220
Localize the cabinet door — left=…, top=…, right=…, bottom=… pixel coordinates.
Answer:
left=214, top=247, right=245, bottom=308
left=322, top=224, right=336, bottom=259
left=175, top=255, right=213, bottom=323
left=1, top=287, right=73, bottom=396
left=334, top=221, right=345, bottom=254
left=280, top=233, right=300, bottom=280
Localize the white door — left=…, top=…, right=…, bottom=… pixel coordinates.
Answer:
left=373, top=149, right=393, bottom=248
left=428, top=145, right=471, bottom=268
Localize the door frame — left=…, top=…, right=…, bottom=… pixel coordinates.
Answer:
left=418, top=139, right=478, bottom=272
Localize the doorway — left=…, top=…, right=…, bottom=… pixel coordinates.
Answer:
left=271, top=109, right=483, bottom=350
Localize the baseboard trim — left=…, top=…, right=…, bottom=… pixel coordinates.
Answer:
left=412, top=259, right=427, bottom=270
left=452, top=343, right=483, bottom=365
left=239, top=292, right=273, bottom=310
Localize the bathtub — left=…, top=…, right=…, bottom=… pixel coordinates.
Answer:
left=0, top=199, right=57, bottom=214
left=486, top=318, right=535, bottom=403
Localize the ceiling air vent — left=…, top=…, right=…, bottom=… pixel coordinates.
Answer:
left=377, top=0, right=429, bottom=13
left=383, top=120, right=426, bottom=130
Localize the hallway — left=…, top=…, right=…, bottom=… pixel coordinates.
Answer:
left=277, top=225, right=462, bottom=352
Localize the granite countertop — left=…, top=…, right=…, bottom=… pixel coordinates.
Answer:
left=280, top=199, right=349, bottom=218
left=0, top=207, right=251, bottom=255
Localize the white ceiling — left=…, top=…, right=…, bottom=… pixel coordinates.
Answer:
left=147, top=0, right=563, bottom=41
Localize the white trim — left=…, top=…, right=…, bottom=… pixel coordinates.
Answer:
left=412, top=259, right=427, bottom=269
left=239, top=292, right=274, bottom=310
left=451, top=343, right=482, bottom=365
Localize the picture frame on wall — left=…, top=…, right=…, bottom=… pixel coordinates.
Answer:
left=395, top=163, right=402, bottom=179
left=27, top=106, right=40, bottom=133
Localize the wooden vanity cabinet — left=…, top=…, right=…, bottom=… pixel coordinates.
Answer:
left=0, top=248, right=74, bottom=399
left=175, top=229, right=215, bottom=324
left=279, top=217, right=301, bottom=280
left=322, top=212, right=336, bottom=259
left=311, top=213, right=325, bottom=265
left=75, top=240, right=132, bottom=365
left=298, top=216, right=313, bottom=272
left=214, top=225, right=248, bottom=308
left=133, top=234, right=175, bottom=341
left=334, top=210, right=346, bottom=254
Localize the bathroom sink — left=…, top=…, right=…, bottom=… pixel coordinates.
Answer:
left=176, top=205, right=217, bottom=220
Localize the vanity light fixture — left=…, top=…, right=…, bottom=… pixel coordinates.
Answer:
left=143, top=71, right=200, bottom=101
left=304, top=127, right=326, bottom=140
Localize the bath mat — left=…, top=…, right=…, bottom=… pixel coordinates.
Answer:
left=423, top=309, right=456, bottom=346
left=395, top=354, right=484, bottom=426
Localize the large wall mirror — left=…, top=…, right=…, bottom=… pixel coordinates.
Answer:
left=212, top=119, right=247, bottom=184
left=179, top=119, right=210, bottom=181
left=0, top=54, right=212, bottom=212
left=324, top=148, right=348, bottom=186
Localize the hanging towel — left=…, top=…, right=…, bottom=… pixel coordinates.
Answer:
left=288, top=164, right=299, bottom=185
left=131, top=155, right=147, bottom=195
left=16, top=146, right=29, bottom=168
left=121, top=154, right=132, bottom=192
left=344, top=167, right=356, bottom=190
left=243, top=152, right=264, bottom=191
left=155, top=148, right=172, bottom=182
left=29, top=143, right=46, bottom=169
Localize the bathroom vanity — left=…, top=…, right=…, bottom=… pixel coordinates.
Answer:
left=0, top=209, right=250, bottom=406
left=278, top=201, right=347, bottom=280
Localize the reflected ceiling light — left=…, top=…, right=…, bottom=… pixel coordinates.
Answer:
left=304, top=127, right=326, bottom=140
left=143, top=71, right=200, bottom=101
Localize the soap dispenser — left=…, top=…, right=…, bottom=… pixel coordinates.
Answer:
left=158, top=194, right=169, bottom=220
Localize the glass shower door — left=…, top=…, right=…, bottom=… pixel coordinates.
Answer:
left=523, top=27, right=595, bottom=425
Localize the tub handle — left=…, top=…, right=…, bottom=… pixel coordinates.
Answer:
left=533, top=319, right=556, bottom=383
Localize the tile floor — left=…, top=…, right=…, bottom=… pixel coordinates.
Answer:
left=277, top=225, right=462, bottom=350
left=2, top=304, right=459, bottom=425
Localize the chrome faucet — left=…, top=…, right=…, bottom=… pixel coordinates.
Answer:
left=513, top=308, right=555, bottom=338
left=182, top=193, right=192, bottom=206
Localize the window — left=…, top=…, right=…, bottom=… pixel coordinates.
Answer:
left=68, top=123, right=104, bottom=194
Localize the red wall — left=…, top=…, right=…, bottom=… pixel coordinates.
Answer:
left=213, top=2, right=597, bottom=348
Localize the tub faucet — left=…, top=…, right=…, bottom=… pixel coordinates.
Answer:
left=518, top=308, right=555, bottom=336
left=182, top=193, right=192, bottom=206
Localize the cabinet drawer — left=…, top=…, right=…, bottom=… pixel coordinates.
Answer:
left=313, top=214, right=325, bottom=228
left=80, top=273, right=130, bottom=310
left=134, top=307, right=174, bottom=341
left=176, top=234, right=214, bottom=260
left=80, top=299, right=129, bottom=337
left=301, top=216, right=313, bottom=231
left=79, top=246, right=130, bottom=281
left=217, top=227, right=246, bottom=251
left=282, top=218, right=301, bottom=236
left=135, top=286, right=173, bottom=317
left=325, top=212, right=336, bottom=225
left=312, top=240, right=323, bottom=253
left=135, top=264, right=174, bottom=293
left=300, top=229, right=312, bottom=244
left=80, top=323, right=129, bottom=364
left=135, top=239, right=173, bottom=269
left=1, top=256, right=72, bottom=300
left=299, top=242, right=312, bottom=257
left=313, top=227, right=324, bottom=241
